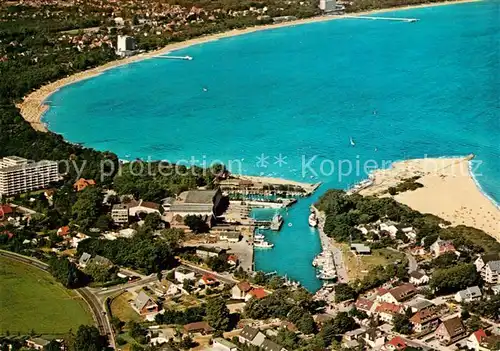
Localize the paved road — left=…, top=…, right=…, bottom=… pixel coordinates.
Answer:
left=0, top=250, right=115, bottom=348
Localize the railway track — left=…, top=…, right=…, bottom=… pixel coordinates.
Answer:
left=0, top=250, right=114, bottom=347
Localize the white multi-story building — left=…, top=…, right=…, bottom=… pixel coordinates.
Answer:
left=116, top=35, right=136, bottom=57
left=0, top=156, right=58, bottom=197
left=319, top=0, right=337, bottom=12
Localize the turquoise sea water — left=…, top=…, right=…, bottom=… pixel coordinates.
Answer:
left=44, top=1, right=500, bottom=291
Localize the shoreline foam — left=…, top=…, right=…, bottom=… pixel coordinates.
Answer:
left=18, top=0, right=478, bottom=132
left=359, top=156, right=500, bottom=240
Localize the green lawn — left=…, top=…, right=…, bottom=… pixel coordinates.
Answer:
left=0, top=256, right=94, bottom=337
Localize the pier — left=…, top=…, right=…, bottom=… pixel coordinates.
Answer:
left=344, top=15, right=419, bottom=23
left=154, top=55, right=193, bottom=60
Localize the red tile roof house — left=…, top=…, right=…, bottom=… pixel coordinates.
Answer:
left=73, top=178, right=96, bottom=192
left=245, top=288, right=268, bottom=301
left=435, top=317, right=467, bottom=345
left=227, top=254, right=238, bottom=266
left=383, top=336, right=408, bottom=351
left=467, top=329, right=500, bottom=351
left=198, top=274, right=218, bottom=287
left=377, top=284, right=417, bottom=304
left=375, top=302, right=403, bottom=323
left=57, top=225, right=70, bottom=237
left=133, top=291, right=159, bottom=315
left=0, top=204, right=13, bottom=219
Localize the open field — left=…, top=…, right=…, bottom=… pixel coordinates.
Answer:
left=110, top=292, right=140, bottom=322
left=337, top=245, right=406, bottom=280
left=0, top=256, right=93, bottom=336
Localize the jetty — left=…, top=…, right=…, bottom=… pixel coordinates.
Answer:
left=344, top=15, right=419, bottom=23
left=154, top=55, right=193, bottom=60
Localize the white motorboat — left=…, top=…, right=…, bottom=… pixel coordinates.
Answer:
left=308, top=212, right=318, bottom=227
left=254, top=240, right=274, bottom=249
left=254, top=234, right=265, bottom=240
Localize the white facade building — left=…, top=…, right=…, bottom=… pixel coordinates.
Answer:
left=0, top=156, right=58, bottom=197
left=116, top=35, right=136, bottom=57
left=319, top=0, right=337, bottom=12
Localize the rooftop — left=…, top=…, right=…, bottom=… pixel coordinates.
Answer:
left=178, top=189, right=219, bottom=204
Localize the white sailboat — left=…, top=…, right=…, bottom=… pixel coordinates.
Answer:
left=350, top=137, right=355, bottom=146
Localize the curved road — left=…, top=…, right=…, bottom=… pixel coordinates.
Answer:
left=0, top=250, right=115, bottom=348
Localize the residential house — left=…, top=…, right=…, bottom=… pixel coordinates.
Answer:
left=245, top=288, right=268, bottom=301
left=313, top=313, right=334, bottom=326
left=219, top=231, right=240, bottom=243
left=377, top=283, right=417, bottom=304
left=261, top=339, right=286, bottom=351
left=71, top=232, right=89, bottom=248
left=404, top=297, right=435, bottom=313
left=430, top=239, right=457, bottom=257
left=454, top=286, right=482, bottom=303
left=198, top=274, right=218, bottom=287
left=128, top=200, right=161, bottom=217
left=238, top=325, right=266, bottom=347
left=183, top=321, right=214, bottom=335
left=133, top=291, right=159, bottom=315
left=343, top=327, right=367, bottom=348
left=374, top=302, right=403, bottom=323
left=363, top=328, right=386, bottom=349
left=379, top=222, right=399, bottom=238
left=435, top=317, right=467, bottom=345
left=212, top=337, right=239, bottom=351
left=174, top=267, right=195, bottom=283
left=474, top=253, right=500, bottom=272
left=57, top=225, right=70, bottom=237
left=491, top=285, right=500, bottom=295
left=118, top=228, right=136, bottom=238
left=111, top=204, right=129, bottom=224
left=73, top=178, right=95, bottom=192
left=481, top=260, right=500, bottom=285
left=410, top=306, right=441, bottom=333
left=383, top=336, right=408, bottom=351
left=355, top=298, right=376, bottom=315
left=467, top=329, right=500, bottom=351
left=78, top=252, right=92, bottom=267
left=0, top=204, right=13, bottom=220
left=402, top=227, right=417, bottom=241
left=25, top=338, right=51, bottom=350
left=409, top=271, right=430, bottom=286
left=232, top=281, right=253, bottom=300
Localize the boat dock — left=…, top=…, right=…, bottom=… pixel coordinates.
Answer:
left=344, top=15, right=419, bottom=23
left=155, top=55, right=193, bottom=60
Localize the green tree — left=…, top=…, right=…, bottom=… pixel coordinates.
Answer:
left=74, top=325, right=107, bottom=351
left=143, top=212, right=162, bottom=231
left=430, top=264, right=480, bottom=294
left=334, top=283, right=357, bottom=302
left=84, top=261, right=113, bottom=283
left=206, top=296, right=230, bottom=331
left=184, top=215, right=209, bottom=233
left=72, top=187, right=103, bottom=229
left=393, top=313, right=412, bottom=334
left=43, top=340, right=62, bottom=351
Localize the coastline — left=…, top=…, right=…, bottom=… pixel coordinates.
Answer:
left=358, top=156, right=500, bottom=240
left=18, top=0, right=478, bottom=132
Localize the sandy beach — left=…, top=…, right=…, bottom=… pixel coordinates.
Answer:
left=359, top=156, right=500, bottom=240
left=18, top=0, right=478, bottom=132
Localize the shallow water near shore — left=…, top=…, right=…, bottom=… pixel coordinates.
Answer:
left=44, top=1, right=500, bottom=291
